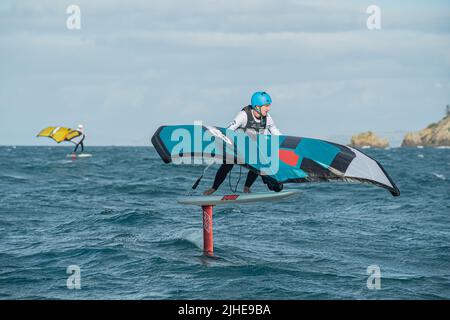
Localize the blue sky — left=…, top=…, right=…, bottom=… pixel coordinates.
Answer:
left=0, top=0, right=449, bottom=146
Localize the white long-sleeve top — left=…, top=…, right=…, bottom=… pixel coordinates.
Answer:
left=227, top=109, right=281, bottom=135
left=71, top=131, right=85, bottom=144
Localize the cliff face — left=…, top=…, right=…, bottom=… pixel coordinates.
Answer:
left=402, top=115, right=450, bottom=147
left=350, top=131, right=389, bottom=148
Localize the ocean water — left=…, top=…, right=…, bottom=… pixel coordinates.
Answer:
left=0, top=146, right=449, bottom=300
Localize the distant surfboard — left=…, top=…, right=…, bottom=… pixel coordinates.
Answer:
left=67, top=153, right=92, bottom=158
left=177, top=190, right=299, bottom=206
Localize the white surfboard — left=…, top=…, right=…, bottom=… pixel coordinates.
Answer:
left=177, top=190, right=299, bottom=206
left=67, top=153, right=93, bottom=158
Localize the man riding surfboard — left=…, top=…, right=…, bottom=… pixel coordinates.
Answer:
left=72, top=124, right=86, bottom=154
left=203, top=91, right=283, bottom=195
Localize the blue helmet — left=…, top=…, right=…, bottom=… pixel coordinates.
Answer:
left=251, top=91, right=272, bottom=108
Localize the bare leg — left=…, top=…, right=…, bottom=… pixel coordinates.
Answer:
left=203, top=164, right=234, bottom=195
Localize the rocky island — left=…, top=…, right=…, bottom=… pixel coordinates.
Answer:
left=402, top=107, right=450, bottom=147
left=349, top=131, right=389, bottom=148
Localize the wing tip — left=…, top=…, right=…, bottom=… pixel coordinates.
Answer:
left=390, top=187, right=401, bottom=197
left=151, top=126, right=172, bottom=164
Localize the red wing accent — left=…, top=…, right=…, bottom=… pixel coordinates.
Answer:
left=222, top=195, right=240, bottom=200
left=279, top=149, right=300, bottom=167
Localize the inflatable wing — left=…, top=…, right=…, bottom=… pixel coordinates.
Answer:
left=151, top=125, right=400, bottom=197
left=37, top=126, right=81, bottom=143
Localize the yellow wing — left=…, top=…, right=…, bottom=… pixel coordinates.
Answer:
left=65, top=130, right=82, bottom=141
left=37, top=126, right=81, bottom=143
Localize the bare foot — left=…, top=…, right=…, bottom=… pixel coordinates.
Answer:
left=243, top=186, right=251, bottom=193
left=203, top=188, right=216, bottom=196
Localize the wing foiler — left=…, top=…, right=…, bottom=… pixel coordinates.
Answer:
left=151, top=125, right=400, bottom=197
left=37, top=126, right=82, bottom=143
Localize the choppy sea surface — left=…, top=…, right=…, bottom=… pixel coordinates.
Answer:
left=0, top=146, right=449, bottom=300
